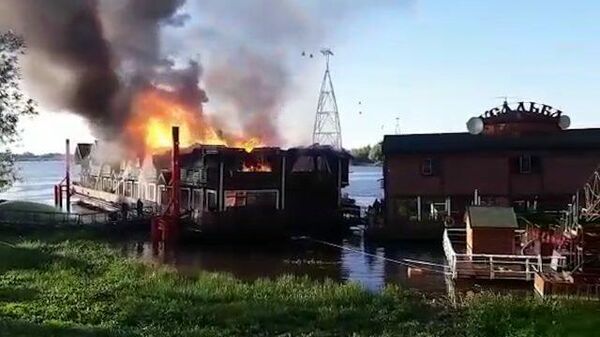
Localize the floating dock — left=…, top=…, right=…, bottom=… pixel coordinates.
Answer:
left=443, top=228, right=563, bottom=281
left=72, top=129, right=356, bottom=239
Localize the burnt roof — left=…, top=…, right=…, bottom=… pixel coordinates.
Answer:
left=150, top=144, right=351, bottom=170
left=75, top=143, right=93, bottom=162
left=288, top=144, right=353, bottom=158
left=383, top=128, right=600, bottom=154
left=158, top=171, right=172, bottom=185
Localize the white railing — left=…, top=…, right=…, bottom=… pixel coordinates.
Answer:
left=443, top=228, right=459, bottom=278
left=443, top=228, right=566, bottom=281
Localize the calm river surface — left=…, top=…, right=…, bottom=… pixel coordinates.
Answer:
left=0, top=161, right=446, bottom=292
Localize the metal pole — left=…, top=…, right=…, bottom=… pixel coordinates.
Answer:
left=58, top=186, right=63, bottom=209
left=171, top=127, right=180, bottom=219
left=65, top=139, right=71, bottom=213
left=337, top=158, right=342, bottom=207
left=54, top=185, right=59, bottom=207
left=218, top=161, right=224, bottom=212
left=280, top=156, right=286, bottom=210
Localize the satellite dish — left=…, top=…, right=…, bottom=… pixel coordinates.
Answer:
left=559, top=115, right=571, bottom=130
left=466, top=117, right=484, bottom=135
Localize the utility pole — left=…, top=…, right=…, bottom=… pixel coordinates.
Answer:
left=312, top=48, right=342, bottom=149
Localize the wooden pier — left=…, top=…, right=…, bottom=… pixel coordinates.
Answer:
left=444, top=228, right=565, bottom=281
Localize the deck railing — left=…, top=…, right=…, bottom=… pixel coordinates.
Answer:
left=0, top=208, right=116, bottom=227
left=444, top=228, right=566, bottom=281
left=0, top=208, right=150, bottom=227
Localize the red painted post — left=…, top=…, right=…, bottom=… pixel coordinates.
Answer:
left=151, top=126, right=181, bottom=246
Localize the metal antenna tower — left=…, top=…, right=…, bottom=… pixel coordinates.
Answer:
left=395, top=117, right=401, bottom=135
left=312, top=48, right=342, bottom=149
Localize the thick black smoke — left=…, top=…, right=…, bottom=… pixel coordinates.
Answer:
left=0, top=0, right=118, bottom=133
left=1, top=0, right=411, bottom=146
left=0, top=0, right=195, bottom=138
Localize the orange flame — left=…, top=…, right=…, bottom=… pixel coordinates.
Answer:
left=242, top=160, right=272, bottom=172
left=126, top=89, right=264, bottom=153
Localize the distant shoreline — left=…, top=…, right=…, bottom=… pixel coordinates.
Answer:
left=13, top=153, right=66, bottom=162
left=351, top=161, right=382, bottom=167
left=16, top=158, right=65, bottom=162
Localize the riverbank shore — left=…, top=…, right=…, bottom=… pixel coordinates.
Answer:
left=0, top=230, right=599, bottom=336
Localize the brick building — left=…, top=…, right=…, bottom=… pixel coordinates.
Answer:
left=381, top=101, right=600, bottom=240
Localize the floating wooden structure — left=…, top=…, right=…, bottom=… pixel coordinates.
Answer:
left=534, top=271, right=600, bottom=299
left=444, top=205, right=569, bottom=281
left=532, top=225, right=600, bottom=298
left=532, top=166, right=600, bottom=299
left=71, top=130, right=354, bottom=239
left=381, top=101, right=600, bottom=240
left=465, top=206, right=519, bottom=255
left=444, top=227, right=563, bottom=281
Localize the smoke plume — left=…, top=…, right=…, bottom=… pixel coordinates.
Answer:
left=0, top=0, right=193, bottom=140
left=0, top=0, right=409, bottom=148
left=0, top=0, right=119, bottom=133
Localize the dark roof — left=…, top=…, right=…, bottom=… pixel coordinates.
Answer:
left=467, top=206, right=518, bottom=229
left=383, top=128, right=600, bottom=154
left=152, top=150, right=203, bottom=170
left=150, top=145, right=351, bottom=171
left=288, top=144, right=353, bottom=159
left=75, top=143, right=93, bottom=162
left=158, top=171, right=172, bottom=185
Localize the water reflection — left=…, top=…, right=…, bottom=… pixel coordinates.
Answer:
left=5, top=162, right=449, bottom=292
left=121, top=236, right=447, bottom=293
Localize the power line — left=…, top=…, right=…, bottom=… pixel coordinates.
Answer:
left=299, top=237, right=450, bottom=275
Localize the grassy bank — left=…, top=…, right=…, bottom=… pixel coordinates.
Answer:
left=0, top=231, right=599, bottom=336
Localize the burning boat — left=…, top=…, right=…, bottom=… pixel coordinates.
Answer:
left=73, top=131, right=352, bottom=238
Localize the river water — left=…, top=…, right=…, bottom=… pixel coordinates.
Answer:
left=0, top=161, right=446, bottom=292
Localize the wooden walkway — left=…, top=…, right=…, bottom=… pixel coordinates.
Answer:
left=444, top=228, right=565, bottom=281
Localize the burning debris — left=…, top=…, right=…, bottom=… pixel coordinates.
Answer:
left=242, top=158, right=273, bottom=172
left=125, top=86, right=263, bottom=154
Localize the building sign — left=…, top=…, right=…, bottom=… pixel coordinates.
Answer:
left=482, top=101, right=562, bottom=119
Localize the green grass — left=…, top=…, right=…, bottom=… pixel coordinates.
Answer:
left=0, top=230, right=598, bottom=336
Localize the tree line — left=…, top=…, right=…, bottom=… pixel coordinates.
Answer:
left=0, top=31, right=37, bottom=191
left=349, top=142, right=382, bottom=164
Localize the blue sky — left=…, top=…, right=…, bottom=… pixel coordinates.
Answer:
left=14, top=1, right=600, bottom=153
left=331, top=0, right=600, bottom=147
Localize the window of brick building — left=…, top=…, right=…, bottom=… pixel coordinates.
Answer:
left=519, top=155, right=532, bottom=174
left=421, top=158, right=435, bottom=176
